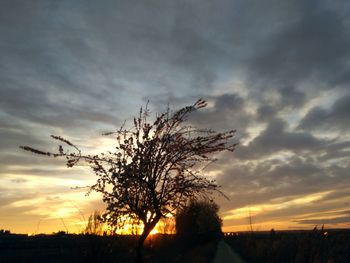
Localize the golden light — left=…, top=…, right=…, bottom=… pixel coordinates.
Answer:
left=149, top=228, right=159, bottom=235
left=223, top=190, right=332, bottom=221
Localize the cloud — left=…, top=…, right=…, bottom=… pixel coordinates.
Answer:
left=0, top=187, right=38, bottom=208
left=295, top=216, right=350, bottom=225
left=236, top=118, right=329, bottom=159
left=299, top=94, right=350, bottom=132
left=1, top=0, right=350, bottom=233
left=216, top=153, right=350, bottom=215
left=189, top=93, right=253, bottom=134
left=244, top=0, right=350, bottom=90
left=0, top=128, right=46, bottom=151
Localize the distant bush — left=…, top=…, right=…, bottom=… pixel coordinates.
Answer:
left=0, top=229, right=10, bottom=235
left=53, top=231, right=67, bottom=236
left=175, top=200, right=223, bottom=245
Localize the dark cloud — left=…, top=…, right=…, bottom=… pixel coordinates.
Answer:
left=0, top=187, right=39, bottom=208
left=236, top=118, right=329, bottom=159
left=1, top=167, right=88, bottom=179
left=45, top=196, right=61, bottom=201
left=317, top=141, right=350, bottom=162
left=296, top=216, right=350, bottom=225
left=244, top=0, right=350, bottom=92
left=299, top=94, right=350, bottom=132
left=0, top=128, right=46, bottom=151
left=11, top=178, right=27, bottom=184
left=256, top=105, right=278, bottom=122
left=320, top=190, right=350, bottom=204
left=216, top=154, right=350, bottom=212
left=189, top=94, right=253, bottom=134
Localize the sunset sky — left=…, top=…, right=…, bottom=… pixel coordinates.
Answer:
left=1, top=0, right=350, bottom=234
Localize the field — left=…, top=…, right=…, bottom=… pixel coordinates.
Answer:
left=0, top=229, right=349, bottom=263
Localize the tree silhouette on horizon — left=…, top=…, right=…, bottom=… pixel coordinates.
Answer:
left=21, top=99, right=237, bottom=262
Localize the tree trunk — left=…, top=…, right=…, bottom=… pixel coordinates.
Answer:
left=136, top=230, right=149, bottom=263
left=135, top=215, right=161, bottom=263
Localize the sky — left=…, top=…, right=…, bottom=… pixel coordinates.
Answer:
left=1, top=0, right=350, bottom=234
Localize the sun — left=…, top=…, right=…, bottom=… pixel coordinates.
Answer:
left=149, top=228, right=159, bottom=235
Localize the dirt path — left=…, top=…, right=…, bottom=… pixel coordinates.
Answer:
left=212, top=239, right=245, bottom=263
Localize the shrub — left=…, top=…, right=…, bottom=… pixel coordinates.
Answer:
left=175, top=200, right=223, bottom=245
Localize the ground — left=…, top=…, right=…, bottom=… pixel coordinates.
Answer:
left=0, top=229, right=349, bottom=262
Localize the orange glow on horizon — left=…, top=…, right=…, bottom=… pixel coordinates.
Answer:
left=149, top=228, right=159, bottom=235
left=3, top=189, right=348, bottom=235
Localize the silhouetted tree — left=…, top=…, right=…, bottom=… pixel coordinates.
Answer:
left=176, top=199, right=223, bottom=246
left=21, top=99, right=237, bottom=262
